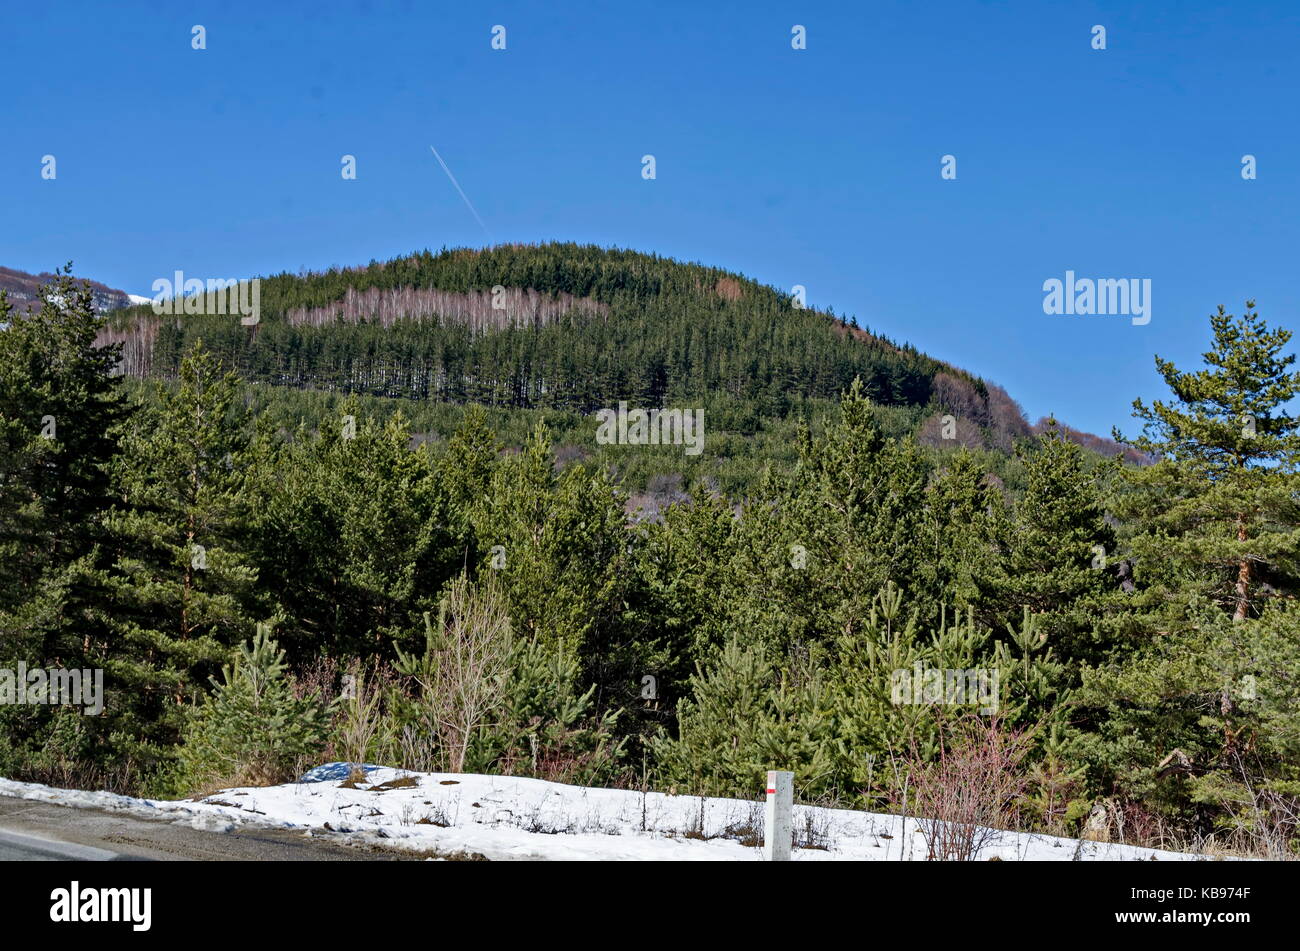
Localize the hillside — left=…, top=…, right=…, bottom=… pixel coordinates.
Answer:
left=0, top=265, right=144, bottom=317
left=97, top=243, right=1139, bottom=462
left=6, top=247, right=1297, bottom=865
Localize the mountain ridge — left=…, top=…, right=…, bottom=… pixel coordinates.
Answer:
left=17, top=244, right=1140, bottom=463
left=0, top=265, right=145, bottom=317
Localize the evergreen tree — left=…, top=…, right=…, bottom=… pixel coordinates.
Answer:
left=471, top=422, right=629, bottom=699
left=990, top=422, right=1115, bottom=666
left=174, top=624, right=331, bottom=793
left=1114, top=301, right=1300, bottom=621
left=250, top=399, right=460, bottom=662
left=1076, top=303, right=1300, bottom=833
left=97, top=342, right=270, bottom=770
left=0, top=269, right=127, bottom=657
left=0, top=270, right=128, bottom=785
left=724, top=379, right=930, bottom=658
left=918, top=448, right=1004, bottom=618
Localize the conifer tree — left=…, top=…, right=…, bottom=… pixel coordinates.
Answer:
left=918, top=449, right=1004, bottom=619
left=1114, top=301, right=1300, bottom=621
left=175, top=624, right=330, bottom=792
left=990, top=422, right=1115, bottom=666
left=249, top=400, right=458, bottom=662
left=0, top=269, right=127, bottom=658
left=98, top=341, right=270, bottom=766
left=726, top=378, right=930, bottom=657
left=1075, top=303, right=1300, bottom=828
left=472, top=423, right=628, bottom=668
left=0, top=271, right=128, bottom=783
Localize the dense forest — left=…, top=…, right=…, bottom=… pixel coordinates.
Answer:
left=97, top=243, right=1139, bottom=500
left=3, top=255, right=1298, bottom=857
left=101, top=244, right=1022, bottom=438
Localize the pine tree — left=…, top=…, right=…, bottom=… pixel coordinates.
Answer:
left=97, top=341, right=271, bottom=768
left=249, top=396, right=460, bottom=662
left=174, top=624, right=331, bottom=792
left=990, top=421, right=1115, bottom=666
left=918, top=449, right=1003, bottom=618
left=0, top=269, right=127, bottom=657
left=471, top=423, right=628, bottom=667
left=724, top=378, right=931, bottom=658
left=0, top=270, right=128, bottom=785
left=1114, top=301, right=1300, bottom=621
left=1074, top=303, right=1300, bottom=829
left=651, top=637, right=805, bottom=796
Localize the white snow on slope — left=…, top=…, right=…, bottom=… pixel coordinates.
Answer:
left=0, top=765, right=1221, bottom=861
left=127, top=293, right=154, bottom=306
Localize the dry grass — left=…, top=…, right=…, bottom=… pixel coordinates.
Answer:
left=372, top=775, right=420, bottom=791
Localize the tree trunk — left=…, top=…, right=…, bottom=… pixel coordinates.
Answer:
left=1233, top=513, right=1251, bottom=622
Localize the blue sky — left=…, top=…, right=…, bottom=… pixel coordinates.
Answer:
left=5, top=0, right=1298, bottom=438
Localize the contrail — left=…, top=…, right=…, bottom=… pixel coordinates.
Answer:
left=429, top=145, right=492, bottom=241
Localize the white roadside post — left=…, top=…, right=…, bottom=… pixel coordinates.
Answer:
left=764, top=769, right=793, bottom=861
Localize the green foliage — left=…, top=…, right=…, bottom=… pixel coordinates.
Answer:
left=652, top=637, right=828, bottom=798
left=4, top=259, right=1297, bottom=856
left=654, top=583, right=1064, bottom=804
left=172, top=625, right=330, bottom=794
left=469, top=635, right=625, bottom=787
left=1072, top=303, right=1300, bottom=844
left=1113, top=301, right=1300, bottom=624
left=470, top=423, right=631, bottom=688
left=985, top=423, right=1116, bottom=668
left=248, top=398, right=461, bottom=663
left=93, top=341, right=272, bottom=777
left=108, top=243, right=949, bottom=414
left=1074, top=601, right=1300, bottom=829
left=0, top=269, right=129, bottom=787
left=381, top=575, right=624, bottom=785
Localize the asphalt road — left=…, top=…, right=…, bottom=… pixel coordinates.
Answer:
left=0, top=795, right=422, bottom=861
left=0, top=828, right=120, bottom=860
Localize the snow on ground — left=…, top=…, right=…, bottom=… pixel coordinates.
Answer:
left=0, top=765, right=1219, bottom=861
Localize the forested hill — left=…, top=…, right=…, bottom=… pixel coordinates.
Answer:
left=97, top=242, right=1127, bottom=457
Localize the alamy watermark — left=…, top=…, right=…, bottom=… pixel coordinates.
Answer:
left=0, top=663, right=104, bottom=715
left=50, top=882, right=151, bottom=931
left=891, top=664, right=1000, bottom=715
left=595, top=401, right=704, bottom=456
left=151, top=270, right=261, bottom=325
left=1043, top=271, right=1150, bottom=326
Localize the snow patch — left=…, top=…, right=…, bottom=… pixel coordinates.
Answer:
left=0, top=767, right=1223, bottom=862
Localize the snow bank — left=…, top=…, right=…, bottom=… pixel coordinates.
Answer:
left=0, top=766, right=1217, bottom=861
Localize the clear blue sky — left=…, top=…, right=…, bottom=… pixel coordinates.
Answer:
left=5, top=0, right=1298, bottom=438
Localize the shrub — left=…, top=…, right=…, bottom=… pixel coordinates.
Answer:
left=902, top=715, right=1032, bottom=861
left=175, top=625, right=331, bottom=792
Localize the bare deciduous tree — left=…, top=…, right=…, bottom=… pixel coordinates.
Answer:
left=903, top=715, right=1032, bottom=861
left=395, top=574, right=513, bottom=773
